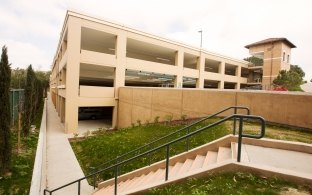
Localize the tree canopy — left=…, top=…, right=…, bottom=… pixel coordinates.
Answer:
left=273, top=65, right=305, bottom=91
left=22, top=65, right=44, bottom=136
left=244, top=56, right=263, bottom=66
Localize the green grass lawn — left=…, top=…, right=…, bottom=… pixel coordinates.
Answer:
left=147, top=172, right=312, bottom=195
left=0, top=103, right=43, bottom=195
left=70, top=119, right=229, bottom=183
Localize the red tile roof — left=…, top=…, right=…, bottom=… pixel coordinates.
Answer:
left=245, top=38, right=296, bottom=49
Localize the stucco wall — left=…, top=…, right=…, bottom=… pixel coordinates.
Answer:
left=118, top=87, right=312, bottom=130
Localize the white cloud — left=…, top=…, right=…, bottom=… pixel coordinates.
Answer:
left=0, top=39, right=51, bottom=71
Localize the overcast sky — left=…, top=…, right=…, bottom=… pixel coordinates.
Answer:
left=1, top=0, right=311, bottom=80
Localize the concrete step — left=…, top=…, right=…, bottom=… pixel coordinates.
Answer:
left=177, top=159, right=193, bottom=176
left=118, top=179, right=132, bottom=192
left=217, top=147, right=231, bottom=162
left=203, top=151, right=218, bottom=167
left=169, top=162, right=183, bottom=178
left=189, top=155, right=205, bottom=171
left=138, top=171, right=156, bottom=188
left=150, top=168, right=165, bottom=183
left=231, top=142, right=249, bottom=163
left=128, top=174, right=146, bottom=189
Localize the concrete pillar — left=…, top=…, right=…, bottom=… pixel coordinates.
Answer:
left=237, top=66, right=241, bottom=77
left=64, top=17, right=81, bottom=133
left=174, top=49, right=183, bottom=88
left=196, top=54, right=205, bottom=88
left=113, top=31, right=127, bottom=128
left=220, top=61, right=225, bottom=75
left=114, top=32, right=127, bottom=97
left=220, top=61, right=225, bottom=89
left=220, top=81, right=225, bottom=89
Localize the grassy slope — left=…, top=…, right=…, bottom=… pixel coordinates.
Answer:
left=70, top=119, right=229, bottom=181
left=0, top=103, right=43, bottom=195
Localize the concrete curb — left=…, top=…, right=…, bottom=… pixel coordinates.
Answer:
left=29, top=98, right=47, bottom=195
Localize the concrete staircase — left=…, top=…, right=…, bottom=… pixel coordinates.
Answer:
left=93, top=135, right=312, bottom=195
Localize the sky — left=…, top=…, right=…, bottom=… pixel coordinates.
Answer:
left=0, top=0, right=311, bottom=80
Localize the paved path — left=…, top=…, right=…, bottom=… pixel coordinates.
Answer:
left=46, top=96, right=94, bottom=195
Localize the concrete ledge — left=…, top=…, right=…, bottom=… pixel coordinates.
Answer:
left=29, top=99, right=47, bottom=195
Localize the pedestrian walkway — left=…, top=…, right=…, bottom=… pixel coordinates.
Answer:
left=45, top=96, right=94, bottom=195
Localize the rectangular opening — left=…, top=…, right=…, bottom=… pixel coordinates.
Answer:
left=204, top=80, right=220, bottom=89
left=125, top=69, right=175, bottom=87
left=78, top=106, right=113, bottom=131
left=184, top=53, right=198, bottom=70
left=183, top=77, right=197, bottom=88
left=81, top=27, right=116, bottom=55
left=224, top=82, right=237, bottom=89
left=205, top=59, right=220, bottom=73
left=241, top=67, right=249, bottom=78
left=126, top=38, right=176, bottom=65
left=225, top=63, right=237, bottom=76
left=79, top=63, right=115, bottom=87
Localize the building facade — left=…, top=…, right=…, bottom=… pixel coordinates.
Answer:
left=50, top=10, right=294, bottom=133
left=245, top=38, right=296, bottom=89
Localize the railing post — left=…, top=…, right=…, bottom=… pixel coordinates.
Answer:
left=114, top=165, right=118, bottom=195
left=165, top=145, right=170, bottom=181
left=149, top=144, right=152, bottom=166
left=78, top=180, right=81, bottom=195
left=233, top=107, right=237, bottom=135
left=186, top=127, right=190, bottom=151
left=237, top=117, right=243, bottom=162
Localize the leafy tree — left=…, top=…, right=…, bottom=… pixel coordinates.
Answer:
left=0, top=46, right=12, bottom=175
left=22, top=65, right=36, bottom=136
left=35, top=70, right=50, bottom=97
left=244, top=56, right=263, bottom=66
left=22, top=65, right=44, bottom=136
left=10, top=68, right=26, bottom=89
left=273, top=68, right=303, bottom=91
left=290, top=65, right=305, bottom=78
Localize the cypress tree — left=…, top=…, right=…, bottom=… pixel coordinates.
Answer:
left=0, top=46, right=12, bottom=174
left=22, top=65, right=35, bottom=136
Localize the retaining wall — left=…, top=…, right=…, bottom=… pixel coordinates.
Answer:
left=118, top=88, right=312, bottom=130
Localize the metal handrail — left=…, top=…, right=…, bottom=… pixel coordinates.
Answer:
left=90, top=106, right=249, bottom=172
left=44, top=113, right=265, bottom=195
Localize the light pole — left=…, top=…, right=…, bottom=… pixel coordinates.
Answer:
left=198, top=30, right=203, bottom=48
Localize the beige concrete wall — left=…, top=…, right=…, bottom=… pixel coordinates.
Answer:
left=118, top=87, right=312, bottom=130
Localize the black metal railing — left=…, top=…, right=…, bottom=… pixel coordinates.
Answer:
left=44, top=113, right=265, bottom=195
left=90, top=106, right=249, bottom=173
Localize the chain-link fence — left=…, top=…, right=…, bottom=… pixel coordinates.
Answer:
left=9, top=89, right=24, bottom=126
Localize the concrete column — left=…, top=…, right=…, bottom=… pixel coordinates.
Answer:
left=219, top=61, right=225, bottom=89
left=220, top=61, right=225, bottom=75
left=64, top=16, right=81, bottom=133
left=196, top=54, right=205, bottom=88
left=114, top=32, right=127, bottom=97
left=237, top=66, right=241, bottom=77
left=220, top=81, right=225, bottom=89
left=113, top=31, right=127, bottom=128
left=174, top=49, right=183, bottom=88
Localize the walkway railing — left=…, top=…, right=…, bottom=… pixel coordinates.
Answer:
left=44, top=108, right=266, bottom=195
